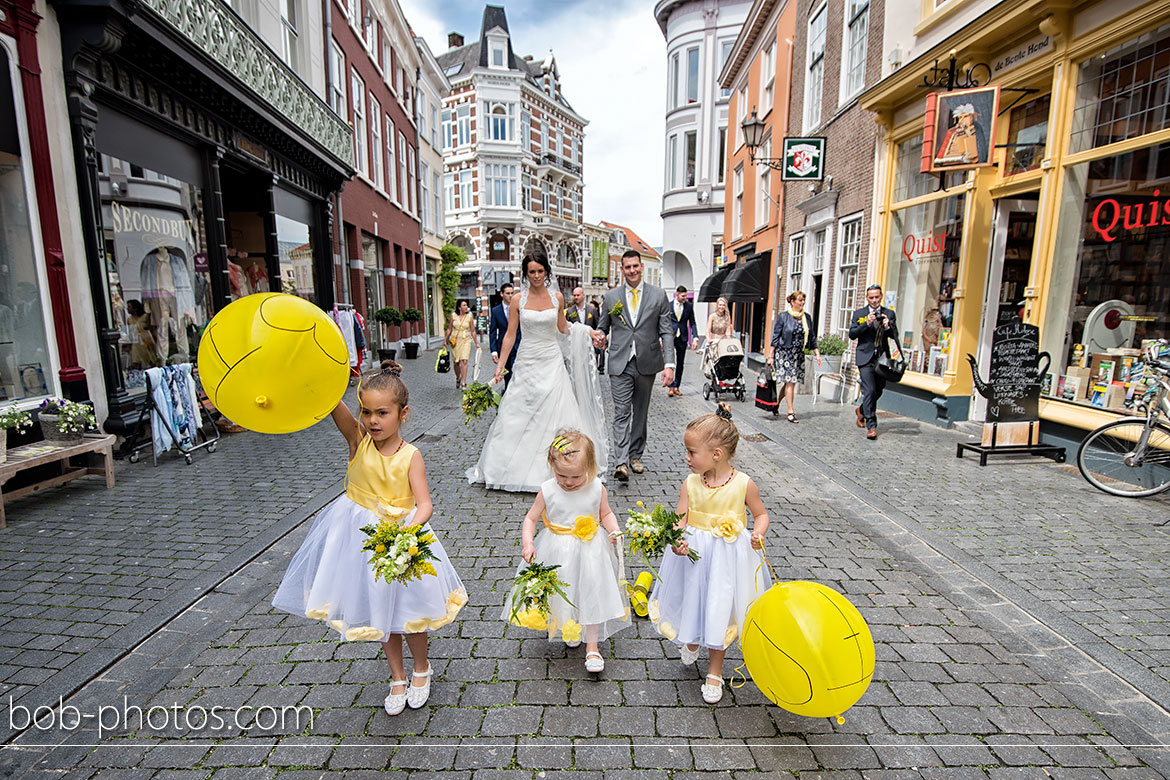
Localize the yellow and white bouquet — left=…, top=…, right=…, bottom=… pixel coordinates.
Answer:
left=359, top=510, right=439, bottom=585
left=626, top=501, right=700, bottom=565
left=507, top=561, right=574, bottom=629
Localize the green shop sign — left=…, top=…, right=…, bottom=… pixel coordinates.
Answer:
left=781, top=138, right=826, bottom=181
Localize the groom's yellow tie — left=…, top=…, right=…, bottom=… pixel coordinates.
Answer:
left=631, top=288, right=640, bottom=317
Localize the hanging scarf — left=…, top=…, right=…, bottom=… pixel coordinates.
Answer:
left=785, top=307, right=812, bottom=350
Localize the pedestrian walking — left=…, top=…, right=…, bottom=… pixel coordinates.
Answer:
left=848, top=284, right=898, bottom=440
left=489, top=283, right=521, bottom=393
left=648, top=403, right=770, bottom=704
left=271, top=361, right=468, bottom=717
left=504, top=430, right=628, bottom=672
left=765, top=290, right=821, bottom=423
left=444, top=300, right=477, bottom=390
left=667, top=286, right=699, bottom=397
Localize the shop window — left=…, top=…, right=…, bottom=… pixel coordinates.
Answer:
left=1, top=48, right=55, bottom=404
left=884, top=193, right=965, bottom=377
left=1005, top=94, right=1050, bottom=175
left=277, top=215, right=315, bottom=303
left=1069, top=24, right=1170, bottom=154
left=892, top=134, right=964, bottom=202
left=99, top=155, right=213, bottom=395
left=1043, top=140, right=1170, bottom=410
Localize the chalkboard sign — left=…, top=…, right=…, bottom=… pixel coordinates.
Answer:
left=966, top=322, right=1050, bottom=422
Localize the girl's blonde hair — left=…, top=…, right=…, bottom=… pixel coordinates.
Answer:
left=546, top=429, right=598, bottom=482
left=685, top=402, right=739, bottom=460
left=359, top=360, right=408, bottom=408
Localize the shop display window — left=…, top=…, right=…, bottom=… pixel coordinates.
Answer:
left=276, top=215, right=316, bottom=304
left=99, top=154, right=212, bottom=394
left=1005, top=94, right=1050, bottom=176
left=892, top=134, right=965, bottom=203
left=884, top=193, right=965, bottom=377
left=1069, top=23, right=1170, bottom=155
left=1043, top=140, right=1170, bottom=410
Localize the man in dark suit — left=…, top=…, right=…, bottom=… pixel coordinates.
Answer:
left=848, top=284, right=898, bottom=441
left=666, top=285, right=698, bottom=397
left=566, top=286, right=598, bottom=328
left=489, top=282, right=521, bottom=392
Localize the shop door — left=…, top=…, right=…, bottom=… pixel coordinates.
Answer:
left=971, top=196, right=1039, bottom=421
left=364, top=268, right=382, bottom=358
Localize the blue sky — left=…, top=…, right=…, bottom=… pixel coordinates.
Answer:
left=400, top=0, right=668, bottom=246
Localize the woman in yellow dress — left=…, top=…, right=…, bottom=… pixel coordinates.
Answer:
left=444, top=299, right=477, bottom=390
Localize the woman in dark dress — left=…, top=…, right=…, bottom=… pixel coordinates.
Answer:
left=765, top=290, right=821, bottom=423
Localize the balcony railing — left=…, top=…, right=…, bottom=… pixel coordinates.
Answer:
left=541, top=153, right=581, bottom=176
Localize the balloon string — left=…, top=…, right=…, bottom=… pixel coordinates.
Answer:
left=731, top=542, right=775, bottom=690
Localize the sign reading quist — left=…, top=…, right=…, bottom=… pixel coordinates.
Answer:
left=902, top=231, right=947, bottom=263
left=1091, top=190, right=1170, bottom=243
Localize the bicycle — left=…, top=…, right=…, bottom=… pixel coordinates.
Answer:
left=1076, top=340, right=1170, bottom=498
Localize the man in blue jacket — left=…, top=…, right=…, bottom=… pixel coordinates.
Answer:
left=489, top=282, right=521, bottom=392
left=848, top=284, right=897, bottom=441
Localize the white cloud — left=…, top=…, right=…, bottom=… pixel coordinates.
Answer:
left=397, top=0, right=667, bottom=247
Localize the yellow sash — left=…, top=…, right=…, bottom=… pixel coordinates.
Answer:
left=542, top=512, right=600, bottom=542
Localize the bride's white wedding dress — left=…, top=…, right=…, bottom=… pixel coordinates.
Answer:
left=467, top=306, right=608, bottom=492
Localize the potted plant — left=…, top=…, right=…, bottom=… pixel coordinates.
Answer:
left=817, top=334, right=848, bottom=375
left=373, top=307, right=402, bottom=361
left=401, top=308, right=424, bottom=359
left=37, top=398, right=97, bottom=444
left=0, top=407, right=33, bottom=463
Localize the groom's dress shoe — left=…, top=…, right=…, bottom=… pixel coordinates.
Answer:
left=614, top=464, right=629, bottom=482
left=629, top=459, right=645, bottom=474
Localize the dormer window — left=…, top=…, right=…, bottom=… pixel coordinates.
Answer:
left=492, top=46, right=505, bottom=67
left=485, top=28, right=509, bottom=70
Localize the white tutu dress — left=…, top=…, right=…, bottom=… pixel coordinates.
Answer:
left=649, top=471, right=770, bottom=649
left=502, top=477, right=630, bottom=643
left=272, top=437, right=468, bottom=640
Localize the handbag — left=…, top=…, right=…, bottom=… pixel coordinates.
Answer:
left=874, top=327, right=906, bottom=383
left=754, top=368, right=779, bottom=413
left=435, top=348, right=451, bottom=374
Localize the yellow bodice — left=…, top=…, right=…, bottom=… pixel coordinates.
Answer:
left=345, top=436, right=417, bottom=514
left=685, top=471, right=749, bottom=537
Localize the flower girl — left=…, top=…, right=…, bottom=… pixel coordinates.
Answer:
left=504, top=430, right=628, bottom=671
left=272, top=362, right=468, bottom=716
left=649, top=403, right=770, bottom=703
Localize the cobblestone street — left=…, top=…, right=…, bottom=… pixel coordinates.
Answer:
left=2, top=348, right=1170, bottom=777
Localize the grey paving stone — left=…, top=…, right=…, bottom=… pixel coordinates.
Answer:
left=573, top=738, right=634, bottom=769
left=541, top=706, right=598, bottom=737
left=516, top=737, right=572, bottom=769
left=480, top=706, right=543, bottom=737
left=631, top=738, right=694, bottom=770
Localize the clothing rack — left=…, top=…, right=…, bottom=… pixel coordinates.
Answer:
left=124, top=365, right=220, bottom=466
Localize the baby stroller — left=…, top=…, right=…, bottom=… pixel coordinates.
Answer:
left=701, top=338, right=746, bottom=401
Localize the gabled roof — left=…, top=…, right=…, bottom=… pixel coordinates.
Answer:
left=601, top=222, right=661, bottom=259
left=434, top=5, right=577, bottom=113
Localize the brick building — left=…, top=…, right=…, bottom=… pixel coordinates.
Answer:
left=437, top=5, right=588, bottom=313
left=328, top=0, right=423, bottom=360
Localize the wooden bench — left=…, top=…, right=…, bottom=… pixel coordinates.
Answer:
left=0, top=434, right=116, bottom=529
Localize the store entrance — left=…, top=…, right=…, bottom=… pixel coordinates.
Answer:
left=221, top=164, right=275, bottom=301
left=971, top=195, right=1039, bottom=421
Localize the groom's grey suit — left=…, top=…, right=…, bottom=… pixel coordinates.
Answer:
left=597, top=283, right=676, bottom=469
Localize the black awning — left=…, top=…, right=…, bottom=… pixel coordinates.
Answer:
left=698, top=264, right=735, bottom=302
left=721, top=256, right=769, bottom=303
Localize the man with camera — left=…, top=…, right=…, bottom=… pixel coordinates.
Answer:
left=848, top=284, right=898, bottom=441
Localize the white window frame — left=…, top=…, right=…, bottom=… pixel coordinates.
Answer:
left=407, top=145, right=416, bottom=215
left=444, top=172, right=455, bottom=212
left=718, top=39, right=734, bottom=100
left=667, top=133, right=678, bottom=190
left=328, top=40, right=346, bottom=117
left=685, top=46, right=700, bottom=105
left=716, top=126, right=726, bottom=184
left=420, top=161, right=430, bottom=228
left=788, top=234, right=805, bottom=297
left=458, top=169, right=473, bottom=209
left=684, top=130, right=696, bottom=188
left=385, top=116, right=397, bottom=203
left=732, top=164, right=744, bottom=239
left=669, top=51, right=680, bottom=110
left=735, top=86, right=747, bottom=148
left=485, top=162, right=517, bottom=207
left=835, top=215, right=863, bottom=332
left=432, top=170, right=441, bottom=233
left=761, top=41, right=776, bottom=115
left=756, top=139, right=770, bottom=228
left=417, top=93, right=427, bottom=141
left=456, top=104, right=471, bottom=146
left=369, top=96, right=383, bottom=191
left=804, top=4, right=827, bottom=132
left=280, top=0, right=299, bottom=71
left=841, top=0, right=869, bottom=103
left=351, top=70, right=367, bottom=178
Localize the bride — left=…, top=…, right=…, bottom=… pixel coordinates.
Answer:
left=467, top=252, right=608, bottom=492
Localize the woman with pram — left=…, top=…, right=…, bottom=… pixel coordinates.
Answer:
left=765, top=290, right=821, bottom=423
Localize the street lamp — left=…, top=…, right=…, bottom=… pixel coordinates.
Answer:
left=741, top=108, right=783, bottom=171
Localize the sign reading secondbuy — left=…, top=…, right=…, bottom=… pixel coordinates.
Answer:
left=781, top=138, right=826, bottom=181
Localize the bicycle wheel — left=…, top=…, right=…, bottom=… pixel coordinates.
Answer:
left=1077, top=419, right=1170, bottom=497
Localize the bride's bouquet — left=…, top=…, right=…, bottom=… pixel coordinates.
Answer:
left=507, top=561, right=574, bottom=630
left=359, top=514, right=439, bottom=585
left=626, top=501, right=700, bottom=568
left=461, top=380, right=502, bottom=423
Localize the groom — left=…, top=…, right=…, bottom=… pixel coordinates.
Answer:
left=594, top=250, right=675, bottom=482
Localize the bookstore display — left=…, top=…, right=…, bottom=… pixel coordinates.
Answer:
left=1043, top=140, right=1170, bottom=412
left=885, top=194, right=965, bottom=378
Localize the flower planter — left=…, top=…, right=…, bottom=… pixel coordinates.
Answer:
left=38, top=414, right=84, bottom=444
left=402, top=342, right=420, bottom=359
left=377, top=348, right=398, bottom=362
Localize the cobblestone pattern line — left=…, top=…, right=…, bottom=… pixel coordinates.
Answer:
left=3, top=354, right=1168, bottom=776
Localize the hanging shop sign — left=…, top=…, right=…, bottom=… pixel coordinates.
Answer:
left=921, top=85, right=1000, bottom=173
left=780, top=138, right=826, bottom=181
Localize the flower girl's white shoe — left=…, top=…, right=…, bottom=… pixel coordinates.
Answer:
left=701, top=674, right=724, bottom=704
left=384, top=681, right=408, bottom=716
left=679, top=644, right=700, bottom=666
left=407, top=667, right=433, bottom=709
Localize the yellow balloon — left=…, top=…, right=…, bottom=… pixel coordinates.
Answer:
left=741, top=580, right=874, bottom=721
left=197, top=293, right=349, bottom=434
